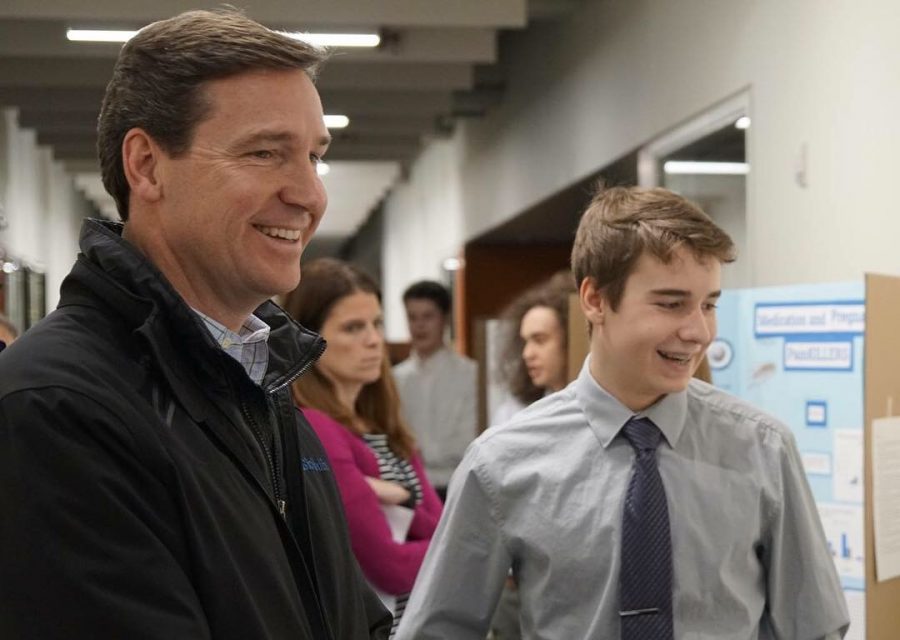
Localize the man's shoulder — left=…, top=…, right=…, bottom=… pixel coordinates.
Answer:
left=0, top=314, right=148, bottom=440
left=445, top=348, right=476, bottom=368
left=392, top=356, right=416, bottom=377
left=392, top=348, right=475, bottom=379
left=434, top=348, right=477, bottom=380
left=0, top=304, right=147, bottom=404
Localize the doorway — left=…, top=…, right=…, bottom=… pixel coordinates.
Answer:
left=638, top=92, right=751, bottom=288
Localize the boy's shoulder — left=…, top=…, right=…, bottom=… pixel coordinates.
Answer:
left=474, top=387, right=585, bottom=459
left=686, top=378, right=794, bottom=447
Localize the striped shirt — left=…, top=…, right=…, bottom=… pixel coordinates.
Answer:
left=193, top=309, right=271, bottom=385
left=362, top=433, right=423, bottom=638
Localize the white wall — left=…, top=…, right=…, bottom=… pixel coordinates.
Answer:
left=666, top=173, right=748, bottom=290
left=44, top=158, right=92, bottom=309
left=383, top=0, right=900, bottom=332
left=383, top=138, right=467, bottom=339
left=1, top=108, right=90, bottom=317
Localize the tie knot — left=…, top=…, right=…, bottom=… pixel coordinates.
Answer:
left=622, top=417, right=662, bottom=452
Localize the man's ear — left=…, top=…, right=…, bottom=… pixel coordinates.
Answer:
left=122, top=128, right=165, bottom=205
left=579, top=277, right=607, bottom=326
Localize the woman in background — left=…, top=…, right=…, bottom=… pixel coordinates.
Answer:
left=282, top=258, right=442, bottom=637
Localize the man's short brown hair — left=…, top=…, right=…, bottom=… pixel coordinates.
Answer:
left=97, top=9, right=328, bottom=221
left=571, top=186, right=736, bottom=310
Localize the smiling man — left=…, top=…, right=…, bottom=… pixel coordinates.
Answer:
left=397, top=186, right=848, bottom=640
left=0, top=10, right=390, bottom=640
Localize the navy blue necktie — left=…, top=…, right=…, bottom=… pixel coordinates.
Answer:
left=619, top=417, right=674, bottom=639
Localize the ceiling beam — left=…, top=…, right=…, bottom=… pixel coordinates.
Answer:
left=356, top=28, right=496, bottom=63
left=0, top=87, right=104, bottom=112
left=62, top=158, right=101, bottom=173
left=18, top=109, right=446, bottom=137
left=0, top=0, right=527, bottom=29
left=327, top=114, right=441, bottom=136
left=0, top=57, right=114, bottom=88
left=0, top=20, right=498, bottom=64
left=16, top=114, right=98, bottom=134
left=316, top=62, right=474, bottom=91
left=2, top=87, right=456, bottom=120
left=0, top=57, right=474, bottom=91
left=321, top=90, right=453, bottom=116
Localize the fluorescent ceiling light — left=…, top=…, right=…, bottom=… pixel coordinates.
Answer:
left=735, top=116, right=751, bottom=130
left=316, top=162, right=331, bottom=177
left=663, top=161, right=749, bottom=175
left=68, top=29, right=380, bottom=48
left=324, top=115, right=349, bottom=129
left=285, top=32, right=380, bottom=48
left=67, top=29, right=136, bottom=42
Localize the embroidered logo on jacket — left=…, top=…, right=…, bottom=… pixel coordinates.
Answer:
left=301, top=456, right=330, bottom=472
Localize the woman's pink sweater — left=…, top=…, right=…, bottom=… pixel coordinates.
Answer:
left=302, top=407, right=443, bottom=595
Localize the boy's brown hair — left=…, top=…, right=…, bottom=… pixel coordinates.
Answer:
left=571, top=186, right=736, bottom=310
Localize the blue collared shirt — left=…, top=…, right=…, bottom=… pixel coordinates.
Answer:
left=193, top=309, right=270, bottom=386
left=397, top=357, right=848, bottom=639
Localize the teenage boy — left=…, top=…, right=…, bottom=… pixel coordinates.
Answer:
left=394, top=281, right=477, bottom=498
left=396, top=186, right=848, bottom=639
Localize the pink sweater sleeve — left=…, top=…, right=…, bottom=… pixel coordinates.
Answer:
left=302, top=407, right=440, bottom=595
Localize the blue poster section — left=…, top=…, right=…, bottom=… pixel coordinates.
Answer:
left=711, top=281, right=865, bottom=592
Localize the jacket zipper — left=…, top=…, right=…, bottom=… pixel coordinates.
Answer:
left=241, top=401, right=286, bottom=517
left=263, top=338, right=335, bottom=639
left=246, top=337, right=325, bottom=519
left=267, top=338, right=326, bottom=395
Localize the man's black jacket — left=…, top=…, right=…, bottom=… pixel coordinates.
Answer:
left=0, top=219, right=391, bottom=639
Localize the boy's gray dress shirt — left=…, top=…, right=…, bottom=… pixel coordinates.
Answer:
left=396, top=358, right=849, bottom=640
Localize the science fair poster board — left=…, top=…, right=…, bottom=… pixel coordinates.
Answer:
left=712, top=276, right=900, bottom=639
left=860, top=274, right=900, bottom=638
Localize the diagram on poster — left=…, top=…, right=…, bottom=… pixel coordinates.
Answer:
left=818, top=502, right=865, bottom=582
left=833, top=430, right=864, bottom=504
left=801, top=452, right=831, bottom=476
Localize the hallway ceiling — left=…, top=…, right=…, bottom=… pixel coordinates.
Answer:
left=0, top=0, right=579, bottom=242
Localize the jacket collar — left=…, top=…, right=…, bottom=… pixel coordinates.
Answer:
left=61, top=219, right=324, bottom=409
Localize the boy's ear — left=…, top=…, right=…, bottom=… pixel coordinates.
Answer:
left=122, top=127, right=165, bottom=205
left=579, top=277, right=607, bottom=326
